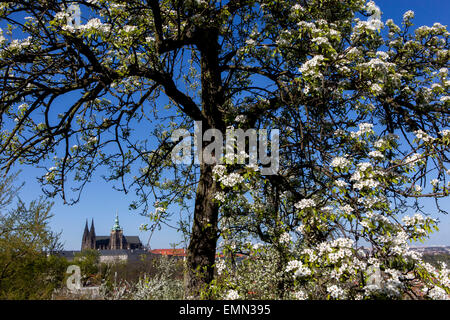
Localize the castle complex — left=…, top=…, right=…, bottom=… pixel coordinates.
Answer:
left=81, top=214, right=143, bottom=251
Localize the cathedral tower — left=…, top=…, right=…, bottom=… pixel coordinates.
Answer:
left=89, top=219, right=96, bottom=249
left=110, top=213, right=125, bottom=250
left=81, top=213, right=141, bottom=251
left=81, top=219, right=90, bottom=250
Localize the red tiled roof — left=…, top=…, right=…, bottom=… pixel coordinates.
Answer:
left=150, top=249, right=186, bottom=256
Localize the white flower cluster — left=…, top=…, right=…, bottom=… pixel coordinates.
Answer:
left=285, top=260, right=312, bottom=278
left=18, top=103, right=28, bottom=112
left=335, top=179, right=348, bottom=188
left=368, top=150, right=384, bottom=159
left=366, top=1, right=382, bottom=30
left=350, top=123, right=374, bottom=138
left=123, top=25, right=137, bottom=33
left=214, top=191, right=226, bottom=202
left=315, top=238, right=354, bottom=258
left=374, top=134, right=399, bottom=149
left=279, top=232, right=292, bottom=244
left=339, top=204, right=354, bottom=215
left=6, top=37, right=32, bottom=52
left=293, top=290, right=308, bottom=300
left=431, top=179, right=440, bottom=187
left=404, top=153, right=422, bottom=169
left=358, top=195, right=387, bottom=209
left=415, top=129, right=435, bottom=143
left=353, top=178, right=380, bottom=191
left=219, top=172, right=244, bottom=188
left=327, top=285, right=346, bottom=299
left=358, top=58, right=394, bottom=76
left=352, top=2, right=383, bottom=37
left=350, top=162, right=381, bottom=191
left=298, top=55, right=325, bottom=78
left=213, top=162, right=247, bottom=188
left=216, top=259, right=226, bottom=276
left=378, top=231, right=411, bottom=255
left=330, top=156, right=351, bottom=169
left=224, top=289, right=240, bottom=300
left=55, top=5, right=111, bottom=34
left=212, top=164, right=226, bottom=177
left=292, top=4, right=304, bottom=12
left=328, top=246, right=353, bottom=264
left=402, top=213, right=427, bottom=227
left=312, top=36, right=330, bottom=47
left=62, top=18, right=111, bottom=34
left=403, top=10, right=415, bottom=21
left=234, top=114, right=247, bottom=123
left=365, top=212, right=390, bottom=225
left=294, top=198, right=316, bottom=210
left=427, top=286, right=449, bottom=300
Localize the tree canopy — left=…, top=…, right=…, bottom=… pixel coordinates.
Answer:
left=0, top=172, right=66, bottom=299
left=0, top=0, right=449, bottom=298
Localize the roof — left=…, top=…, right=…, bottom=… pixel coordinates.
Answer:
left=150, top=249, right=186, bottom=256
left=57, top=251, right=78, bottom=259
left=94, top=235, right=142, bottom=245
left=124, top=236, right=141, bottom=244
left=95, top=236, right=110, bottom=241
left=99, top=249, right=139, bottom=256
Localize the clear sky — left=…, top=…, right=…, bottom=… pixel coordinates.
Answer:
left=10, top=0, right=450, bottom=250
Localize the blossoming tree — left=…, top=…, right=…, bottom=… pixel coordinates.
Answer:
left=0, top=0, right=448, bottom=298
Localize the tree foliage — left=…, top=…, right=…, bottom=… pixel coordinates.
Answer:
left=0, top=0, right=449, bottom=298
left=0, top=173, right=67, bottom=299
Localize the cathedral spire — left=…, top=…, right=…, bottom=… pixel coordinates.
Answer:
left=81, top=219, right=89, bottom=250
left=112, top=211, right=122, bottom=231
left=89, top=218, right=96, bottom=249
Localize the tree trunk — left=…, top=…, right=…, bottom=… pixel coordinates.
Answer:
left=185, top=162, right=219, bottom=298
left=185, top=27, right=224, bottom=299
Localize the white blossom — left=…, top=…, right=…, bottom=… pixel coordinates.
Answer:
left=327, top=285, right=346, bottom=299
left=428, top=286, right=449, bottom=300
left=17, top=103, right=28, bottom=112
left=224, top=289, right=240, bottom=300
left=404, top=153, right=422, bottom=169
left=368, top=150, right=384, bottom=159
left=335, top=180, right=348, bottom=188
left=234, top=114, right=247, bottom=123
left=293, top=290, right=308, bottom=300
left=330, top=156, right=351, bottom=169
left=403, top=10, right=415, bottom=21
left=220, top=172, right=244, bottom=187
left=351, top=123, right=374, bottom=138
left=430, top=179, right=440, bottom=187
left=286, top=260, right=312, bottom=277
left=299, top=55, right=325, bottom=77
left=216, top=259, right=226, bottom=275
left=295, top=198, right=316, bottom=210
left=279, top=232, right=292, bottom=244
left=214, top=191, right=226, bottom=202
left=415, top=129, right=435, bottom=143
left=340, top=204, right=354, bottom=215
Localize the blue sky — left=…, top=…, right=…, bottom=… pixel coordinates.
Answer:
left=10, top=0, right=450, bottom=250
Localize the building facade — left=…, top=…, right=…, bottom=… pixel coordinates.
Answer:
left=81, top=214, right=143, bottom=251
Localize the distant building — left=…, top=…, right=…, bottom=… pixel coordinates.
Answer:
left=81, top=214, right=143, bottom=251
left=57, top=249, right=153, bottom=264
left=150, top=248, right=187, bottom=261
left=150, top=248, right=186, bottom=257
